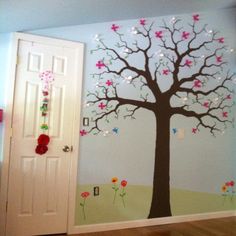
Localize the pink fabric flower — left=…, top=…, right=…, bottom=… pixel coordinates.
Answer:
left=98, top=102, right=106, bottom=110
left=182, top=31, right=190, bottom=39
left=184, top=59, right=193, bottom=67
left=193, top=79, right=202, bottom=88
left=96, top=61, right=105, bottom=69
left=216, top=56, right=222, bottom=63
left=106, top=80, right=113, bottom=86
left=162, top=69, right=169, bottom=75
left=111, top=24, right=119, bottom=32
left=80, top=129, right=87, bottom=136
left=203, top=102, right=209, bottom=108
left=192, top=128, right=197, bottom=134
left=193, top=14, right=200, bottom=22
left=140, top=18, right=146, bottom=26
left=155, top=31, right=163, bottom=38
left=217, top=37, right=224, bottom=43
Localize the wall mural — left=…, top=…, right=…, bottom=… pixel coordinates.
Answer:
left=77, top=13, right=236, bottom=222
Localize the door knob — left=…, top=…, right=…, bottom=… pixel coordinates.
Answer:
left=63, top=145, right=71, bottom=152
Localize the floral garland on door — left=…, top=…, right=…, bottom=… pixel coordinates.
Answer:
left=35, top=71, right=54, bottom=155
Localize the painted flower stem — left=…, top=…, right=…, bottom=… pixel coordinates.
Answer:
left=81, top=198, right=86, bottom=220
left=121, top=188, right=126, bottom=208
left=113, top=188, right=118, bottom=204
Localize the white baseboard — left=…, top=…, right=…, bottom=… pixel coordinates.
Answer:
left=68, top=210, right=236, bottom=234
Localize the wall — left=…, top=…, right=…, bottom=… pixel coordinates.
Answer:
left=31, top=8, right=236, bottom=225
left=0, top=8, right=235, bottom=227
left=0, top=33, right=12, bottom=183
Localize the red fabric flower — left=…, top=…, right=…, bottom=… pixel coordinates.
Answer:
left=121, top=180, right=127, bottom=187
left=38, top=134, right=50, bottom=145
left=35, top=144, right=48, bottom=155
left=81, top=191, right=90, bottom=198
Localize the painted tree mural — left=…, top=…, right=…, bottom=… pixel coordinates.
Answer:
left=84, top=15, right=235, bottom=218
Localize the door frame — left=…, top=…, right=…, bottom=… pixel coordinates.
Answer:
left=0, top=32, right=84, bottom=235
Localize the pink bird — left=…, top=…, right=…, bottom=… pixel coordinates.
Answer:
left=192, top=128, right=197, bottom=134
left=217, top=37, right=224, bottom=43
left=193, top=14, right=200, bottom=22
left=140, top=18, right=146, bottom=26
left=96, top=61, right=105, bottom=69
left=184, top=59, right=193, bottom=67
left=193, top=79, right=202, bottom=88
left=155, top=31, right=163, bottom=38
left=111, top=24, right=119, bottom=32
left=222, top=111, right=228, bottom=118
left=182, top=31, right=190, bottom=40
left=203, top=102, right=209, bottom=108
left=106, top=80, right=113, bottom=86
left=216, top=56, right=222, bottom=63
left=162, top=69, right=169, bottom=75
left=226, top=94, right=232, bottom=100
left=80, top=129, right=87, bottom=136
left=98, top=102, right=106, bottom=110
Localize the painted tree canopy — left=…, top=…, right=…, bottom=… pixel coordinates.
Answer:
left=84, top=14, right=235, bottom=218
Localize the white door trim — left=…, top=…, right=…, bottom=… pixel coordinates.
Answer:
left=0, top=32, right=84, bottom=235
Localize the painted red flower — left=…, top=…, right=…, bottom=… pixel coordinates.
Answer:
left=35, top=144, right=48, bottom=155
left=81, top=191, right=90, bottom=198
left=37, top=134, right=50, bottom=145
left=121, top=180, right=127, bottom=187
left=225, top=182, right=231, bottom=187
left=229, top=181, right=235, bottom=187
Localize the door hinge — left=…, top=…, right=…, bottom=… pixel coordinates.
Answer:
left=10, top=127, right=13, bottom=138
left=16, top=55, right=20, bottom=66
left=6, top=201, right=8, bottom=212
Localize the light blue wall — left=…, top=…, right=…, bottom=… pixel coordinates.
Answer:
left=30, top=8, right=236, bottom=194
left=0, top=33, right=12, bottom=181
left=0, top=9, right=235, bottom=193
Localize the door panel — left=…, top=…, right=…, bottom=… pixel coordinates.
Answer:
left=6, top=37, right=83, bottom=236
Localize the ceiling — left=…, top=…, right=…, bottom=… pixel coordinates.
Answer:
left=0, top=0, right=236, bottom=33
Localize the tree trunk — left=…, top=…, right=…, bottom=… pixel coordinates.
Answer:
left=148, top=111, right=171, bottom=218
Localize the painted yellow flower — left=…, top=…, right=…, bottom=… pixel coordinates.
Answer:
left=111, top=177, right=118, bottom=183
left=222, top=185, right=227, bottom=192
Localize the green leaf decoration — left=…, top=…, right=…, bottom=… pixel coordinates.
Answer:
left=80, top=203, right=84, bottom=206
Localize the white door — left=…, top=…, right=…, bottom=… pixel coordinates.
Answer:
left=6, top=35, right=84, bottom=236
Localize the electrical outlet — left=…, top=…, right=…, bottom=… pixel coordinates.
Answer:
left=83, top=117, right=89, bottom=126
left=93, top=186, right=99, bottom=196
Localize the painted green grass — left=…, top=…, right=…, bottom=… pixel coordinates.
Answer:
left=75, top=184, right=236, bottom=225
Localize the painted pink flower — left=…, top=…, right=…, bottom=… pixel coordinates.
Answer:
left=162, top=69, right=169, bottom=75
left=216, top=56, right=222, bottom=63
left=140, top=18, right=146, bottom=25
left=203, top=102, right=209, bottom=108
left=81, top=191, right=90, bottom=198
left=98, top=102, right=106, bottom=110
left=222, top=111, right=228, bottom=118
left=192, top=128, right=197, bottom=134
left=121, top=180, right=127, bottom=187
left=226, top=94, right=232, bottom=100
left=217, top=37, right=224, bottom=43
left=80, top=129, right=87, bottom=136
left=182, top=31, right=190, bottom=40
left=111, top=24, right=119, bottom=32
left=193, top=14, right=200, bottom=22
left=106, top=80, right=113, bottom=86
left=96, top=60, right=105, bottom=69
left=184, top=59, right=193, bottom=67
left=155, top=31, right=163, bottom=38
left=193, top=79, right=202, bottom=88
